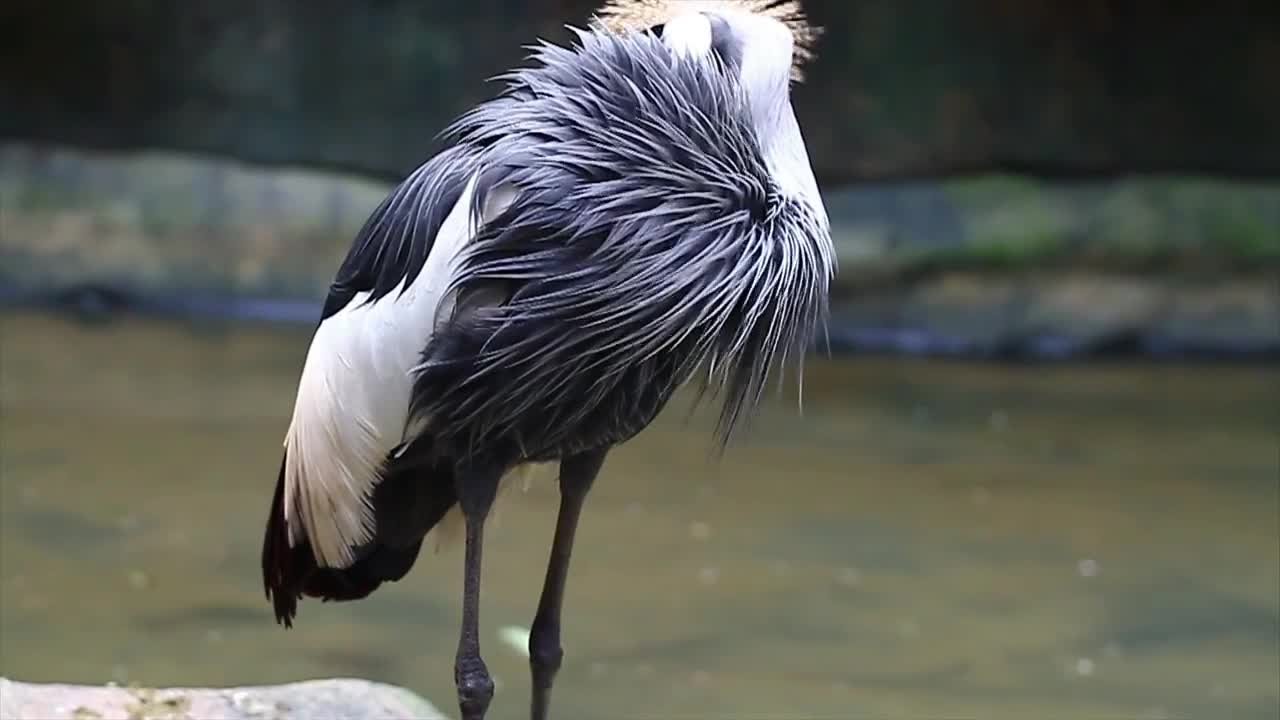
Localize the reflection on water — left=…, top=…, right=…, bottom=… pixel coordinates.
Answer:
left=2, top=310, right=1277, bottom=719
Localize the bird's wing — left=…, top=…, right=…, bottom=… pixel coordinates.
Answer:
left=280, top=147, right=485, bottom=570
left=320, top=146, right=480, bottom=321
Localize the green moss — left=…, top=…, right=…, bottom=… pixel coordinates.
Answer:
left=874, top=175, right=1280, bottom=279
left=1201, top=200, right=1280, bottom=264
left=943, top=174, right=1044, bottom=206
left=901, top=232, right=1068, bottom=274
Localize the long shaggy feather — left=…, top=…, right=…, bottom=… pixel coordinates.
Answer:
left=407, top=28, right=834, bottom=463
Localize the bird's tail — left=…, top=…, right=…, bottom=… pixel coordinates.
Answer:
left=261, top=442, right=458, bottom=627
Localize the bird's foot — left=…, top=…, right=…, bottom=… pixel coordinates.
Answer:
left=456, top=656, right=495, bottom=720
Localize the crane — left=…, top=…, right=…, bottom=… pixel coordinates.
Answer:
left=260, top=2, right=833, bottom=718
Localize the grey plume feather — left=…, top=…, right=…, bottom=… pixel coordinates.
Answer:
left=408, top=27, right=833, bottom=461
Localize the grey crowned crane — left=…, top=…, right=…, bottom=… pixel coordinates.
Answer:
left=260, top=1, right=834, bottom=718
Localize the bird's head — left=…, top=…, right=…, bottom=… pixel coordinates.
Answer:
left=592, top=0, right=826, bottom=215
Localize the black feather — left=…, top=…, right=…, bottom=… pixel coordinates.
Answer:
left=262, top=439, right=456, bottom=627
left=320, top=147, right=481, bottom=320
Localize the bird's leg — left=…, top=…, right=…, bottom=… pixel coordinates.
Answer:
left=529, top=448, right=608, bottom=720
left=454, top=459, right=505, bottom=720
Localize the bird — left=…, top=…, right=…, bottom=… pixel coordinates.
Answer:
left=259, top=1, right=835, bottom=718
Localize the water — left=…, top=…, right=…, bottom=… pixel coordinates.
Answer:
left=2, top=309, right=1277, bottom=719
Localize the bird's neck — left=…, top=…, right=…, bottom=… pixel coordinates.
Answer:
left=754, top=93, right=828, bottom=227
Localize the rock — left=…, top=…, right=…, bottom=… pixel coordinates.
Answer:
left=3, top=141, right=1278, bottom=361
left=0, top=143, right=388, bottom=303
left=1147, top=281, right=1280, bottom=357
left=827, top=274, right=1280, bottom=361
left=0, top=677, right=447, bottom=720
left=5, top=143, right=1279, bottom=306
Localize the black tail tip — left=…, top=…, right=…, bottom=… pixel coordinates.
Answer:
left=266, top=584, right=299, bottom=628
left=262, top=454, right=306, bottom=630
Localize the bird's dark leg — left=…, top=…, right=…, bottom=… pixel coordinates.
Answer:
left=454, top=459, right=505, bottom=720
left=529, top=448, right=608, bottom=720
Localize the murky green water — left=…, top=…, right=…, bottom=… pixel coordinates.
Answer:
left=2, top=309, right=1277, bottom=719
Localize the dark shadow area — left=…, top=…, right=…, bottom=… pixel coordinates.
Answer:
left=2, top=0, right=1278, bottom=185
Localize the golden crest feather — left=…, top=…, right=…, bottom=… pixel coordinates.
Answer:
left=591, top=0, right=822, bottom=81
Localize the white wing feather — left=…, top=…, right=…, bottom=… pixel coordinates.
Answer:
left=281, top=174, right=488, bottom=569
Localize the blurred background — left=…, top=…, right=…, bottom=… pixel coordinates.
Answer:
left=1, top=1, right=1278, bottom=718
